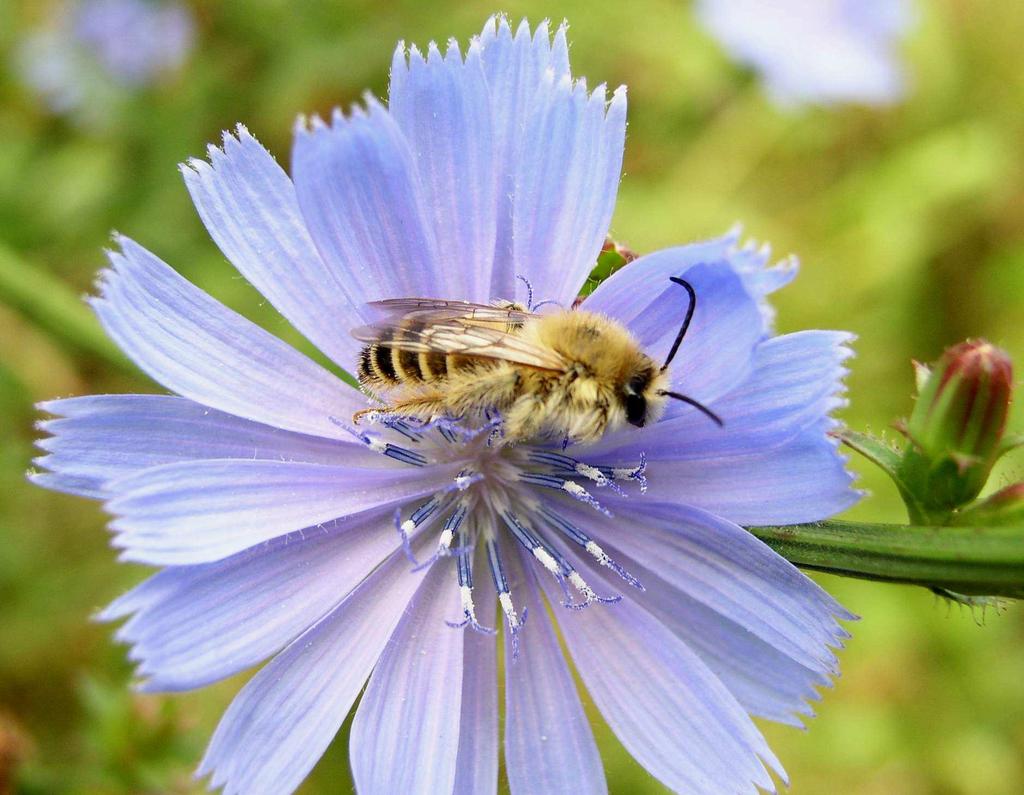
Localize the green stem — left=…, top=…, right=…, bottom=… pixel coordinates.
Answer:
left=748, top=520, right=1024, bottom=598
left=0, top=242, right=130, bottom=370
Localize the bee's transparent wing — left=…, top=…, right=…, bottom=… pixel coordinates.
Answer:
left=352, top=303, right=564, bottom=372
left=365, top=298, right=536, bottom=327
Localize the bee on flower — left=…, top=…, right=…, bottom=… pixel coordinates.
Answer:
left=32, top=16, right=859, bottom=795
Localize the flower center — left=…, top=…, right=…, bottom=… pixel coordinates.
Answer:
left=333, top=413, right=646, bottom=657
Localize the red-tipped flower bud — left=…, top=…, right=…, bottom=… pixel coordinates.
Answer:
left=908, top=340, right=1012, bottom=462
left=901, top=340, right=1014, bottom=514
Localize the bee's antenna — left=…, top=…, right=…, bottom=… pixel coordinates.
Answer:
left=661, top=276, right=696, bottom=372
left=657, top=390, right=724, bottom=427
left=657, top=277, right=722, bottom=426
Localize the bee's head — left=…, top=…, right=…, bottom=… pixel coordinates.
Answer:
left=622, top=365, right=669, bottom=429
left=631, top=276, right=724, bottom=430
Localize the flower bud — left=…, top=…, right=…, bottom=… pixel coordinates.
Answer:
left=900, top=340, right=1014, bottom=514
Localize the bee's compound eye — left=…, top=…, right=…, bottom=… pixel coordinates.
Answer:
left=626, top=375, right=648, bottom=395
left=625, top=393, right=647, bottom=427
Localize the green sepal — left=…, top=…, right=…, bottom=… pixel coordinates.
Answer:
left=999, top=433, right=1024, bottom=458
left=836, top=428, right=930, bottom=521
left=952, top=483, right=1024, bottom=527
left=578, top=238, right=635, bottom=298
left=897, top=448, right=985, bottom=523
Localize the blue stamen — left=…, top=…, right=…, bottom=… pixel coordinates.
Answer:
left=517, top=472, right=612, bottom=516
left=527, top=449, right=646, bottom=495
left=486, top=539, right=526, bottom=661
left=500, top=510, right=574, bottom=606
left=436, top=422, right=459, bottom=444
left=395, top=495, right=448, bottom=565
left=445, top=528, right=496, bottom=636
left=412, top=502, right=470, bottom=572
left=329, top=416, right=428, bottom=467
left=382, top=445, right=428, bottom=466
left=538, top=504, right=645, bottom=591
left=379, top=417, right=425, bottom=443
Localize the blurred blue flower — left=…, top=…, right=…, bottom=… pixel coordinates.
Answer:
left=16, top=0, right=194, bottom=117
left=697, top=0, right=913, bottom=106
left=33, top=16, right=859, bottom=795
left=71, top=0, right=195, bottom=86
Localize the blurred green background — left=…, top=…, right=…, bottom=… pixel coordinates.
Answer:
left=2, top=0, right=1023, bottom=792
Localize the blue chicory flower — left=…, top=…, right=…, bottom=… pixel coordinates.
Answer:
left=32, top=16, right=860, bottom=795
left=16, top=0, right=194, bottom=116
left=696, top=0, right=913, bottom=106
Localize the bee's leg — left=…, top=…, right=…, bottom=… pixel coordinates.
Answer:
left=445, top=369, right=521, bottom=423
left=567, top=408, right=608, bottom=444
left=352, top=406, right=391, bottom=424
left=353, top=396, right=444, bottom=425
left=503, top=395, right=547, bottom=441
left=387, top=394, right=450, bottom=423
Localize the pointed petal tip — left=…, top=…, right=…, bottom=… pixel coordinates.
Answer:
left=91, top=603, right=120, bottom=624
left=465, top=35, right=483, bottom=59
left=443, top=37, right=463, bottom=59
left=35, top=398, right=63, bottom=415
left=725, top=221, right=744, bottom=240
left=513, top=17, right=531, bottom=40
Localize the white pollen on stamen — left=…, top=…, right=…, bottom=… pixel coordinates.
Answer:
left=455, top=474, right=474, bottom=490
left=499, top=592, right=519, bottom=627
left=438, top=528, right=454, bottom=550
left=562, top=481, right=588, bottom=498
left=400, top=519, right=416, bottom=535
left=367, top=437, right=388, bottom=454
left=585, top=540, right=610, bottom=565
left=569, top=571, right=596, bottom=598
left=460, top=585, right=476, bottom=618
left=611, top=466, right=635, bottom=479
left=575, top=463, right=607, bottom=484
left=532, top=547, right=561, bottom=575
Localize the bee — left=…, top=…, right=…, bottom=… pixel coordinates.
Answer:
left=352, top=277, right=722, bottom=444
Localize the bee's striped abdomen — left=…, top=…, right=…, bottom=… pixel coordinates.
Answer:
left=357, top=322, right=453, bottom=390
left=357, top=345, right=376, bottom=383
left=389, top=319, right=426, bottom=383
left=357, top=344, right=398, bottom=385
left=358, top=329, right=401, bottom=388
left=420, top=351, right=448, bottom=382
